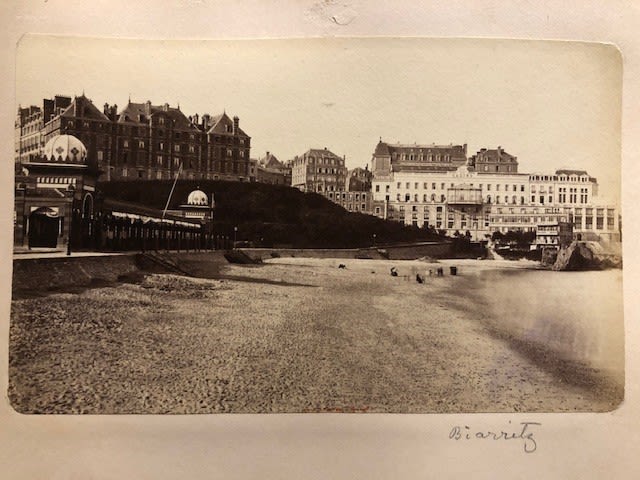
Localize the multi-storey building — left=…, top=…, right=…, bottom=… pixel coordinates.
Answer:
left=370, top=139, right=620, bottom=243
left=291, top=148, right=347, bottom=192
left=15, top=94, right=251, bottom=182
left=325, top=190, right=373, bottom=214
left=254, top=151, right=291, bottom=185
left=347, top=166, right=372, bottom=192
left=15, top=95, right=72, bottom=169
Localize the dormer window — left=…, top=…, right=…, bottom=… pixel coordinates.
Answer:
left=158, top=117, right=165, bottom=125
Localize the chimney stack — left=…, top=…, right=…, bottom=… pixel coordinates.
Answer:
left=104, top=103, right=109, bottom=115
left=233, top=116, right=239, bottom=135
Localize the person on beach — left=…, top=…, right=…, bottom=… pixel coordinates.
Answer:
left=416, top=273, right=424, bottom=284
left=390, top=267, right=398, bottom=277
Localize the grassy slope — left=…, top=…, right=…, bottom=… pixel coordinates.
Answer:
left=98, top=180, right=445, bottom=248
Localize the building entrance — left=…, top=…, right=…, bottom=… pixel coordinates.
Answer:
left=28, top=207, right=60, bottom=248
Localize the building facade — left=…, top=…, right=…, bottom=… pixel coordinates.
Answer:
left=14, top=134, right=98, bottom=249
left=254, top=151, right=291, bottom=185
left=370, top=140, right=620, bottom=243
left=16, top=95, right=251, bottom=183
left=291, top=148, right=347, bottom=192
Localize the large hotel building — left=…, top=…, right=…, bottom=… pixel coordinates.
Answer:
left=15, top=94, right=251, bottom=182
left=370, top=140, right=620, bottom=244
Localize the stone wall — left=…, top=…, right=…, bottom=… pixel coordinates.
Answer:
left=12, top=254, right=141, bottom=293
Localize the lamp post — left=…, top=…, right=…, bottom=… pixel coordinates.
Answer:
left=233, top=226, right=238, bottom=248
left=66, top=184, right=76, bottom=256
left=372, top=233, right=376, bottom=248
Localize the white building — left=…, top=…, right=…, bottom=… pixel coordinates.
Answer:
left=370, top=140, right=620, bottom=243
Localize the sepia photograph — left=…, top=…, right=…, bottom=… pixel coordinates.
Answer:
left=9, top=35, right=623, bottom=415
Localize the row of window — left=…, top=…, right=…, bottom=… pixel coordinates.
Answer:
left=397, top=153, right=452, bottom=162
left=530, top=174, right=591, bottom=182
left=376, top=182, right=528, bottom=192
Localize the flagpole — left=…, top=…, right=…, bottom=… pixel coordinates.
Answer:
left=162, top=163, right=182, bottom=220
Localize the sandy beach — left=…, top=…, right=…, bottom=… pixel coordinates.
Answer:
left=9, top=257, right=624, bottom=414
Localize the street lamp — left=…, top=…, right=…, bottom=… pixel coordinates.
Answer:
left=233, top=226, right=238, bottom=247
left=372, top=233, right=376, bottom=247
left=66, top=184, right=76, bottom=256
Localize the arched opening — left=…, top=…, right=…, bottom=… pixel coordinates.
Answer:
left=28, top=206, right=60, bottom=248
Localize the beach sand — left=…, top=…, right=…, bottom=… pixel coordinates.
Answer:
left=8, top=257, right=624, bottom=413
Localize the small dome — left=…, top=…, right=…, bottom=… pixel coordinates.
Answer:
left=42, top=135, right=87, bottom=164
left=187, top=189, right=208, bottom=206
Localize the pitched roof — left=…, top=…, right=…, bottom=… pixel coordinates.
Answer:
left=259, top=152, right=283, bottom=169
left=117, top=100, right=199, bottom=131
left=59, top=95, right=110, bottom=121
left=206, top=112, right=248, bottom=136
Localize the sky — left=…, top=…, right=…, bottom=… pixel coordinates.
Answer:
left=16, top=35, right=621, bottom=202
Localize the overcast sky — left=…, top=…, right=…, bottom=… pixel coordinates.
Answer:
left=16, top=35, right=621, bottom=201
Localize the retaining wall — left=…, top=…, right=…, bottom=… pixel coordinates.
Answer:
left=12, top=254, right=142, bottom=293
left=240, top=242, right=453, bottom=261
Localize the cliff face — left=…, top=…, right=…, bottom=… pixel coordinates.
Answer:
left=552, top=241, right=622, bottom=271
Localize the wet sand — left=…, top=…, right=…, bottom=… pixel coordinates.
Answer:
left=8, top=257, right=624, bottom=413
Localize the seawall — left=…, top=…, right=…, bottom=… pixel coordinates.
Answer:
left=12, top=254, right=141, bottom=294
left=12, top=251, right=233, bottom=296
left=240, top=242, right=452, bottom=261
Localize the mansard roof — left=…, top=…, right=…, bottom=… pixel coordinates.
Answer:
left=303, top=148, right=344, bottom=159
left=555, top=169, right=590, bottom=177
left=471, top=147, right=518, bottom=163
left=375, top=141, right=468, bottom=163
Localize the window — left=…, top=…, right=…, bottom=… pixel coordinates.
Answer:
left=174, top=144, right=180, bottom=152
left=97, top=151, right=103, bottom=161
left=158, top=117, right=165, bottom=125
left=159, top=142, right=164, bottom=150
left=375, top=185, right=380, bottom=192
left=123, top=140, right=129, bottom=148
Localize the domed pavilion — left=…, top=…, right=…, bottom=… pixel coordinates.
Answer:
left=14, top=134, right=99, bottom=249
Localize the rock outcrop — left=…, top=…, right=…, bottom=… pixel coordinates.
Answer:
left=552, top=241, right=622, bottom=271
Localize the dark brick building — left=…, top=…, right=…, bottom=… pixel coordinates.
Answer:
left=16, top=94, right=251, bottom=182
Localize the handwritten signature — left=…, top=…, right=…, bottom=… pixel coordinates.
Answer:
left=449, top=421, right=541, bottom=453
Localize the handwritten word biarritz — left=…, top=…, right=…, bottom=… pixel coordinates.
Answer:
left=449, top=421, right=541, bottom=453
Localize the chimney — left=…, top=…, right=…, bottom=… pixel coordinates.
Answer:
left=193, top=113, right=199, bottom=125
left=104, top=103, right=109, bottom=115
left=145, top=100, right=152, bottom=115
left=202, top=114, right=210, bottom=129
left=463, top=143, right=467, bottom=155
left=233, top=116, right=239, bottom=135
left=163, top=103, right=169, bottom=112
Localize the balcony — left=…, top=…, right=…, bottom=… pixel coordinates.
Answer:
left=446, top=185, right=483, bottom=205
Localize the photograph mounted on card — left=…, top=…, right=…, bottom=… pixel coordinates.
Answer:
left=9, top=35, right=623, bottom=414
